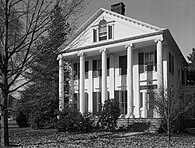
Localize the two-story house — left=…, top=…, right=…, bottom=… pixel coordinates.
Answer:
left=58, top=2, right=187, bottom=119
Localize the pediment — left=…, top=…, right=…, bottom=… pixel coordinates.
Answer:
left=59, top=8, right=164, bottom=53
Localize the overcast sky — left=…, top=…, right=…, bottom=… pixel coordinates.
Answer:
left=81, top=0, right=195, bottom=61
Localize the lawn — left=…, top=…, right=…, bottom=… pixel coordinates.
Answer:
left=3, top=128, right=195, bottom=148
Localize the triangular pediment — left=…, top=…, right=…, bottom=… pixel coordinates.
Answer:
left=59, top=8, right=165, bottom=53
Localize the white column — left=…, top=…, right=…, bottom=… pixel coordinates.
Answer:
left=101, top=49, right=107, bottom=104
left=79, top=53, right=85, bottom=114
left=110, top=54, right=115, bottom=99
left=156, top=39, right=163, bottom=89
left=59, top=56, right=64, bottom=111
left=133, top=50, right=140, bottom=118
left=88, top=58, right=93, bottom=112
left=126, top=44, right=134, bottom=118
left=143, top=91, right=147, bottom=118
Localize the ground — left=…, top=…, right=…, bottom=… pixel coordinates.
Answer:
left=3, top=128, right=195, bottom=148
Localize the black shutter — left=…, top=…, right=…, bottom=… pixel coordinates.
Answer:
left=85, top=61, right=88, bottom=79
left=119, top=55, right=127, bottom=75
left=108, top=25, right=112, bottom=39
left=154, top=51, right=157, bottom=71
left=93, top=29, right=97, bottom=42
left=93, top=92, right=97, bottom=115
left=85, top=93, right=88, bottom=113
left=138, top=53, right=144, bottom=73
left=169, top=52, right=171, bottom=73
left=107, top=58, right=110, bottom=76
left=172, top=55, right=174, bottom=75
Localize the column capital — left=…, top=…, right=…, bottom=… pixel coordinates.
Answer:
left=154, top=38, right=163, bottom=43
left=99, top=48, right=108, bottom=53
left=57, top=54, right=63, bottom=60
left=77, top=52, right=86, bottom=57
left=125, top=43, right=135, bottom=49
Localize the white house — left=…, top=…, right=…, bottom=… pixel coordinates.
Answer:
left=58, top=2, right=187, bottom=119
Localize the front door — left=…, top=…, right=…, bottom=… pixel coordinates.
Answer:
left=140, top=90, right=154, bottom=118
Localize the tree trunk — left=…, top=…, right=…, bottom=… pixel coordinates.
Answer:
left=1, top=82, right=9, bottom=147
left=1, top=107, right=9, bottom=147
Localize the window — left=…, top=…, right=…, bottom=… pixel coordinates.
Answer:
left=73, top=62, right=88, bottom=79
left=169, top=52, right=174, bottom=75
left=93, top=59, right=101, bottom=77
left=93, top=58, right=109, bottom=77
left=93, top=19, right=113, bottom=42
left=99, top=19, right=107, bottom=41
left=119, top=55, right=127, bottom=75
left=138, top=51, right=157, bottom=73
left=115, top=90, right=127, bottom=114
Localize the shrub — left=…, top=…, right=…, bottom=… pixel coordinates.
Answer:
left=55, top=104, right=94, bottom=133
left=98, top=98, right=120, bottom=131
left=15, top=104, right=30, bottom=128
left=28, top=110, right=56, bottom=129
left=16, top=109, right=30, bottom=128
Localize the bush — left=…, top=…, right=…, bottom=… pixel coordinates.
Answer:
left=16, top=109, right=30, bottom=128
left=15, top=97, right=58, bottom=129
left=28, top=110, right=56, bottom=129
left=98, top=99, right=120, bottom=131
left=55, top=104, right=94, bottom=133
left=15, top=104, right=30, bottom=128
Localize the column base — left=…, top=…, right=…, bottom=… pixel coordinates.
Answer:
left=125, top=114, right=135, bottom=118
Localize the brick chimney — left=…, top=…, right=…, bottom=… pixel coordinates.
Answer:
left=111, top=2, right=125, bottom=15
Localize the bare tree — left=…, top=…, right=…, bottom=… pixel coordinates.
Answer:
left=149, top=87, right=194, bottom=147
left=0, top=0, right=88, bottom=146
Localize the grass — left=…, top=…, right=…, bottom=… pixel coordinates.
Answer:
left=4, top=128, right=195, bottom=148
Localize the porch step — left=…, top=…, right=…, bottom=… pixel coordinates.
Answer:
left=117, top=118, right=162, bottom=133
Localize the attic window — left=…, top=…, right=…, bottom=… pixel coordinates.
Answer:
left=99, top=19, right=107, bottom=41
left=93, top=19, right=113, bottom=42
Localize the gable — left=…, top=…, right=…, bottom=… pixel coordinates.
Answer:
left=60, top=8, right=164, bottom=53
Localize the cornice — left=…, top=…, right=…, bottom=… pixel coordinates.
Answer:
left=59, top=31, right=163, bottom=54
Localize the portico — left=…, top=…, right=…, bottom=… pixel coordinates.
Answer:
left=58, top=35, right=164, bottom=117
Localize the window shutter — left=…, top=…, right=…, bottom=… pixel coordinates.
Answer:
left=169, top=52, right=171, bottom=73
left=172, top=55, right=174, bottom=75
left=93, top=92, right=97, bottom=115
left=119, top=55, right=127, bottom=75
left=85, top=61, right=88, bottom=79
left=108, top=25, right=112, bottom=39
left=138, top=53, right=144, bottom=73
left=93, top=29, right=97, bottom=42
left=107, top=58, right=110, bottom=76
left=154, top=50, right=157, bottom=71
left=85, top=93, right=88, bottom=113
